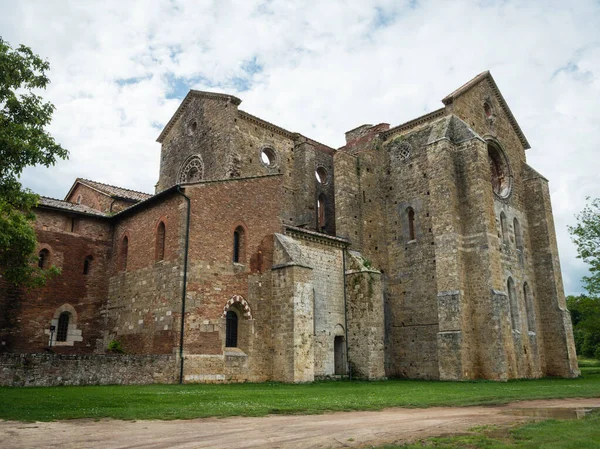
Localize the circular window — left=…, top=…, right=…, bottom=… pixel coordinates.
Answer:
left=315, top=166, right=328, bottom=184
left=178, top=155, right=204, bottom=183
left=487, top=141, right=511, bottom=198
left=260, top=147, right=277, bottom=168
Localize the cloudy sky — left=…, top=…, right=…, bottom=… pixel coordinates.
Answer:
left=1, top=0, right=598, bottom=295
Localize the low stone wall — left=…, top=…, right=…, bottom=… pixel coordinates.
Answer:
left=0, top=353, right=177, bottom=387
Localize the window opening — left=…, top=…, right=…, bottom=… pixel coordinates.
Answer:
left=260, top=147, right=277, bottom=167
left=514, top=218, right=523, bottom=251
left=57, top=312, right=70, bottom=342
left=233, top=226, right=245, bottom=263
left=507, top=277, right=519, bottom=330
left=523, top=282, right=535, bottom=333
left=488, top=142, right=510, bottom=197
left=83, top=256, right=93, bottom=275
left=38, top=249, right=49, bottom=269
left=407, top=207, right=416, bottom=241
left=315, top=167, right=328, bottom=184
left=500, top=212, right=509, bottom=243
left=225, top=310, right=238, bottom=347
left=317, top=194, right=326, bottom=229
left=155, top=221, right=166, bottom=261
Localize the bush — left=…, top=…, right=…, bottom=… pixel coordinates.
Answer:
left=107, top=340, right=124, bottom=353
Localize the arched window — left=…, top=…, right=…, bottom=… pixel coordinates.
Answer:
left=407, top=207, right=416, bottom=241
left=38, top=249, right=50, bottom=269
left=178, top=155, right=204, bottom=184
left=56, top=312, right=70, bottom=342
left=155, top=221, right=166, bottom=262
left=233, top=226, right=246, bottom=263
left=225, top=310, right=238, bottom=347
left=507, top=277, right=519, bottom=331
left=500, top=212, right=509, bottom=243
left=83, top=255, right=93, bottom=275
left=514, top=218, right=523, bottom=251
left=523, top=282, right=535, bottom=333
left=487, top=141, right=511, bottom=198
left=317, top=194, right=326, bottom=230
left=120, top=236, right=128, bottom=271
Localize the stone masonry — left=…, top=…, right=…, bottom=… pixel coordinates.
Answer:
left=0, top=71, right=578, bottom=385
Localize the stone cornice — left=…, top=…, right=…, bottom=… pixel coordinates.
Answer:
left=381, top=108, right=446, bottom=141
left=284, top=225, right=349, bottom=248
left=238, top=110, right=298, bottom=140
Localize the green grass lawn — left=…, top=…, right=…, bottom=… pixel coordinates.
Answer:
left=1, top=368, right=600, bottom=422
left=372, top=412, right=600, bottom=448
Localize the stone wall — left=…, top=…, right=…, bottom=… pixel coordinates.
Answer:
left=0, top=353, right=176, bottom=387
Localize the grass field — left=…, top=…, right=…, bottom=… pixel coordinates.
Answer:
left=373, top=411, right=600, bottom=449
left=1, top=364, right=599, bottom=422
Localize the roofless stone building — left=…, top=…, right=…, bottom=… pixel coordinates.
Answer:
left=0, top=72, right=579, bottom=386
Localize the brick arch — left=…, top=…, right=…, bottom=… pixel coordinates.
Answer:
left=53, top=303, right=78, bottom=322
left=222, top=295, right=253, bottom=320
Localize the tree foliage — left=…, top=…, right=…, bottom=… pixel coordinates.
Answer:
left=568, top=197, right=600, bottom=296
left=567, top=295, right=600, bottom=359
left=0, top=37, right=68, bottom=286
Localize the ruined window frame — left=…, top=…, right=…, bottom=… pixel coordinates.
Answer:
left=38, top=248, right=50, bottom=270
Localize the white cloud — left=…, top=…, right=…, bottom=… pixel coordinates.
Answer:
left=1, top=0, right=598, bottom=294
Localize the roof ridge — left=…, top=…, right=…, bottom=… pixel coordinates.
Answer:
left=78, top=178, right=152, bottom=197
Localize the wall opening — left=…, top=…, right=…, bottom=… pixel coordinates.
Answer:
left=317, top=193, right=326, bottom=230
left=514, top=218, right=523, bottom=251
left=500, top=212, right=509, bottom=243
left=83, top=255, right=93, bottom=275
left=524, top=282, right=535, bottom=333
left=334, top=336, right=346, bottom=375
left=487, top=141, right=511, bottom=197
left=56, top=312, right=70, bottom=342
left=233, top=226, right=246, bottom=263
left=38, top=249, right=50, bottom=269
left=155, top=221, right=166, bottom=262
left=225, top=310, right=238, bottom=347
left=507, top=277, right=519, bottom=331
left=407, top=207, right=416, bottom=241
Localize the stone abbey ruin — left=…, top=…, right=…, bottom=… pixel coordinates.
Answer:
left=0, top=71, right=579, bottom=386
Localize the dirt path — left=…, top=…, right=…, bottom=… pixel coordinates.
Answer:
left=1, top=398, right=599, bottom=449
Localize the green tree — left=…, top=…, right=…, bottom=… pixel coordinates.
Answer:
left=566, top=295, right=600, bottom=359
left=0, top=37, right=68, bottom=286
left=569, top=197, right=600, bottom=296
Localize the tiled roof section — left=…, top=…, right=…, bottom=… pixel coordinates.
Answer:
left=37, top=197, right=108, bottom=217
left=77, top=178, right=152, bottom=202
left=156, top=90, right=242, bottom=143
left=442, top=71, right=531, bottom=150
